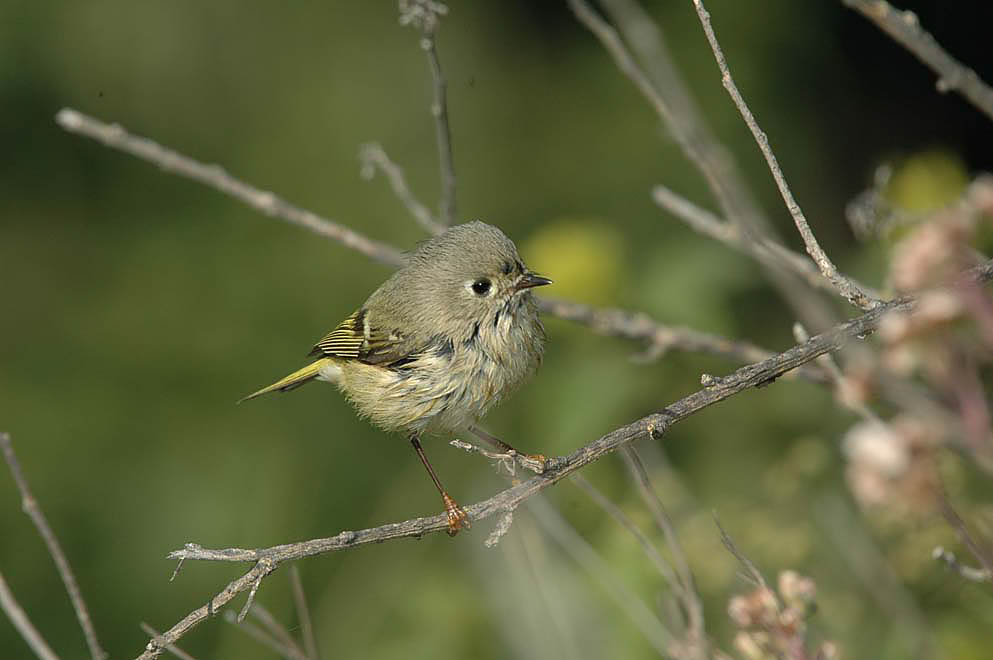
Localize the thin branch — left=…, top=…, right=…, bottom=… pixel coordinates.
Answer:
left=1, top=433, right=107, bottom=660
left=0, top=571, right=59, bottom=660
left=620, top=447, right=706, bottom=653
left=359, top=143, right=444, bottom=235
left=247, top=604, right=308, bottom=660
left=569, top=474, right=682, bottom=592
left=690, top=0, right=880, bottom=311
left=133, top=266, right=993, bottom=658
left=931, top=547, right=992, bottom=583
left=223, top=610, right=308, bottom=660
left=713, top=515, right=766, bottom=589
left=140, top=623, right=198, bottom=660
left=526, top=496, right=672, bottom=656
left=939, top=495, right=993, bottom=581
left=843, top=0, right=993, bottom=123
left=289, top=566, right=319, bottom=660
left=54, top=109, right=406, bottom=268
left=55, top=109, right=788, bottom=375
left=399, top=0, right=457, bottom=225
left=652, top=185, right=881, bottom=301
left=538, top=297, right=828, bottom=382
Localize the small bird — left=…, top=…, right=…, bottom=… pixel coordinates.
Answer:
left=242, top=221, right=551, bottom=535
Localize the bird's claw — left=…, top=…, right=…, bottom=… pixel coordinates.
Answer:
left=442, top=493, right=470, bottom=537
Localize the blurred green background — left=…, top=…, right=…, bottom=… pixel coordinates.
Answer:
left=3, top=1, right=993, bottom=658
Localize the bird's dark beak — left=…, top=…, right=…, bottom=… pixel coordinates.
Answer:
left=514, top=273, right=553, bottom=292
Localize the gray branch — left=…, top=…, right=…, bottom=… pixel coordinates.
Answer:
left=843, top=0, right=993, bottom=123
left=690, top=0, right=880, bottom=311
left=2, top=432, right=107, bottom=660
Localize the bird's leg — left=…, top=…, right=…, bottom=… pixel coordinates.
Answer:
left=468, top=425, right=546, bottom=474
left=410, top=434, right=469, bottom=536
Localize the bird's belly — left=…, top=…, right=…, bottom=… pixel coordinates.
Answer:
left=338, top=346, right=528, bottom=436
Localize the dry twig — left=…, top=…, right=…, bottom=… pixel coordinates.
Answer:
left=0, top=571, right=59, bottom=660
left=399, top=0, right=457, bottom=226
left=1, top=432, right=106, bottom=660
left=140, top=623, right=197, bottom=660
left=843, top=0, right=993, bottom=123
left=289, top=566, right=319, bottom=660
left=690, top=0, right=880, bottom=311
left=359, top=143, right=444, bottom=235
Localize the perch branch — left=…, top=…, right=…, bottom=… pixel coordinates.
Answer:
left=690, top=0, right=880, bottom=311
left=1, top=432, right=107, bottom=660
left=137, top=262, right=993, bottom=658
left=140, top=623, right=197, bottom=660
left=55, top=109, right=798, bottom=375
left=0, top=571, right=59, bottom=660
left=843, top=0, right=993, bottom=123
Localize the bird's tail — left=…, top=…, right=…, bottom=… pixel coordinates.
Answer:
left=238, top=358, right=334, bottom=403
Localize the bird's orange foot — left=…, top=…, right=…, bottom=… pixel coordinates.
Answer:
left=442, top=493, right=470, bottom=537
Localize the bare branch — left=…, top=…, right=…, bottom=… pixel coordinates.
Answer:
left=133, top=266, right=993, bottom=657
left=288, top=566, right=319, bottom=660
left=690, top=0, right=880, bottom=311
left=399, top=0, right=457, bottom=225
left=223, top=610, right=308, bottom=660
left=653, top=185, right=881, bottom=301
left=359, top=143, right=444, bottom=235
left=713, top=515, right=766, bottom=589
left=0, top=571, right=59, bottom=660
left=939, top=496, right=993, bottom=581
left=931, top=547, right=992, bottom=583
left=527, top=496, right=672, bottom=655
left=140, top=623, right=197, bottom=660
left=1, top=432, right=107, bottom=660
left=569, top=474, right=682, bottom=598
left=843, top=0, right=993, bottom=123
left=620, top=447, right=706, bottom=653
left=55, top=109, right=406, bottom=268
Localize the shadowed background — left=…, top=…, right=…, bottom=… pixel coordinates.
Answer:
left=2, top=1, right=993, bottom=658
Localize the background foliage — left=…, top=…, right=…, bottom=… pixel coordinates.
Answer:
left=2, top=1, right=992, bottom=658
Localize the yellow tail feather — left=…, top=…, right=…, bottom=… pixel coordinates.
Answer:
left=238, top=358, right=332, bottom=403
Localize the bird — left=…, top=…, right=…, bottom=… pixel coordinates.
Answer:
left=241, top=221, right=552, bottom=535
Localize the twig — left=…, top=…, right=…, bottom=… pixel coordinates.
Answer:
left=538, top=297, right=827, bottom=382
left=0, top=571, right=59, bottom=660
left=132, top=266, right=993, bottom=658
left=399, top=0, right=457, bottom=225
left=652, top=185, right=881, bottom=301
left=938, top=496, right=993, bottom=580
left=843, top=0, right=993, bottom=123
left=140, top=623, right=197, bottom=660
left=690, top=0, right=880, bottom=311
left=527, top=496, right=672, bottom=655
left=931, top=547, right=992, bottom=583
left=54, top=109, right=406, bottom=268
left=620, top=447, right=706, bottom=653
left=289, top=566, right=319, bottom=660
left=1, top=433, right=106, bottom=660
left=223, top=610, right=308, bottom=660
left=569, top=474, right=682, bottom=598
left=55, top=109, right=787, bottom=374
left=248, top=604, right=308, bottom=660
left=713, top=514, right=766, bottom=589
left=359, top=143, right=444, bottom=235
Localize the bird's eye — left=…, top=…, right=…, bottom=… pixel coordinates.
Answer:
left=471, top=278, right=492, bottom=296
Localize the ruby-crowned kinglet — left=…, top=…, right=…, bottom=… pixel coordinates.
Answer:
left=242, top=221, right=552, bottom=535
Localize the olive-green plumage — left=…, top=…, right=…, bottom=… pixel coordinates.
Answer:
left=242, top=221, right=550, bottom=435
left=241, top=221, right=550, bottom=535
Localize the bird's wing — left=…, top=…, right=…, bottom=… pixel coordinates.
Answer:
left=308, top=308, right=414, bottom=366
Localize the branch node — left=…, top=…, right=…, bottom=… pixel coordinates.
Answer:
left=237, top=565, right=267, bottom=623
